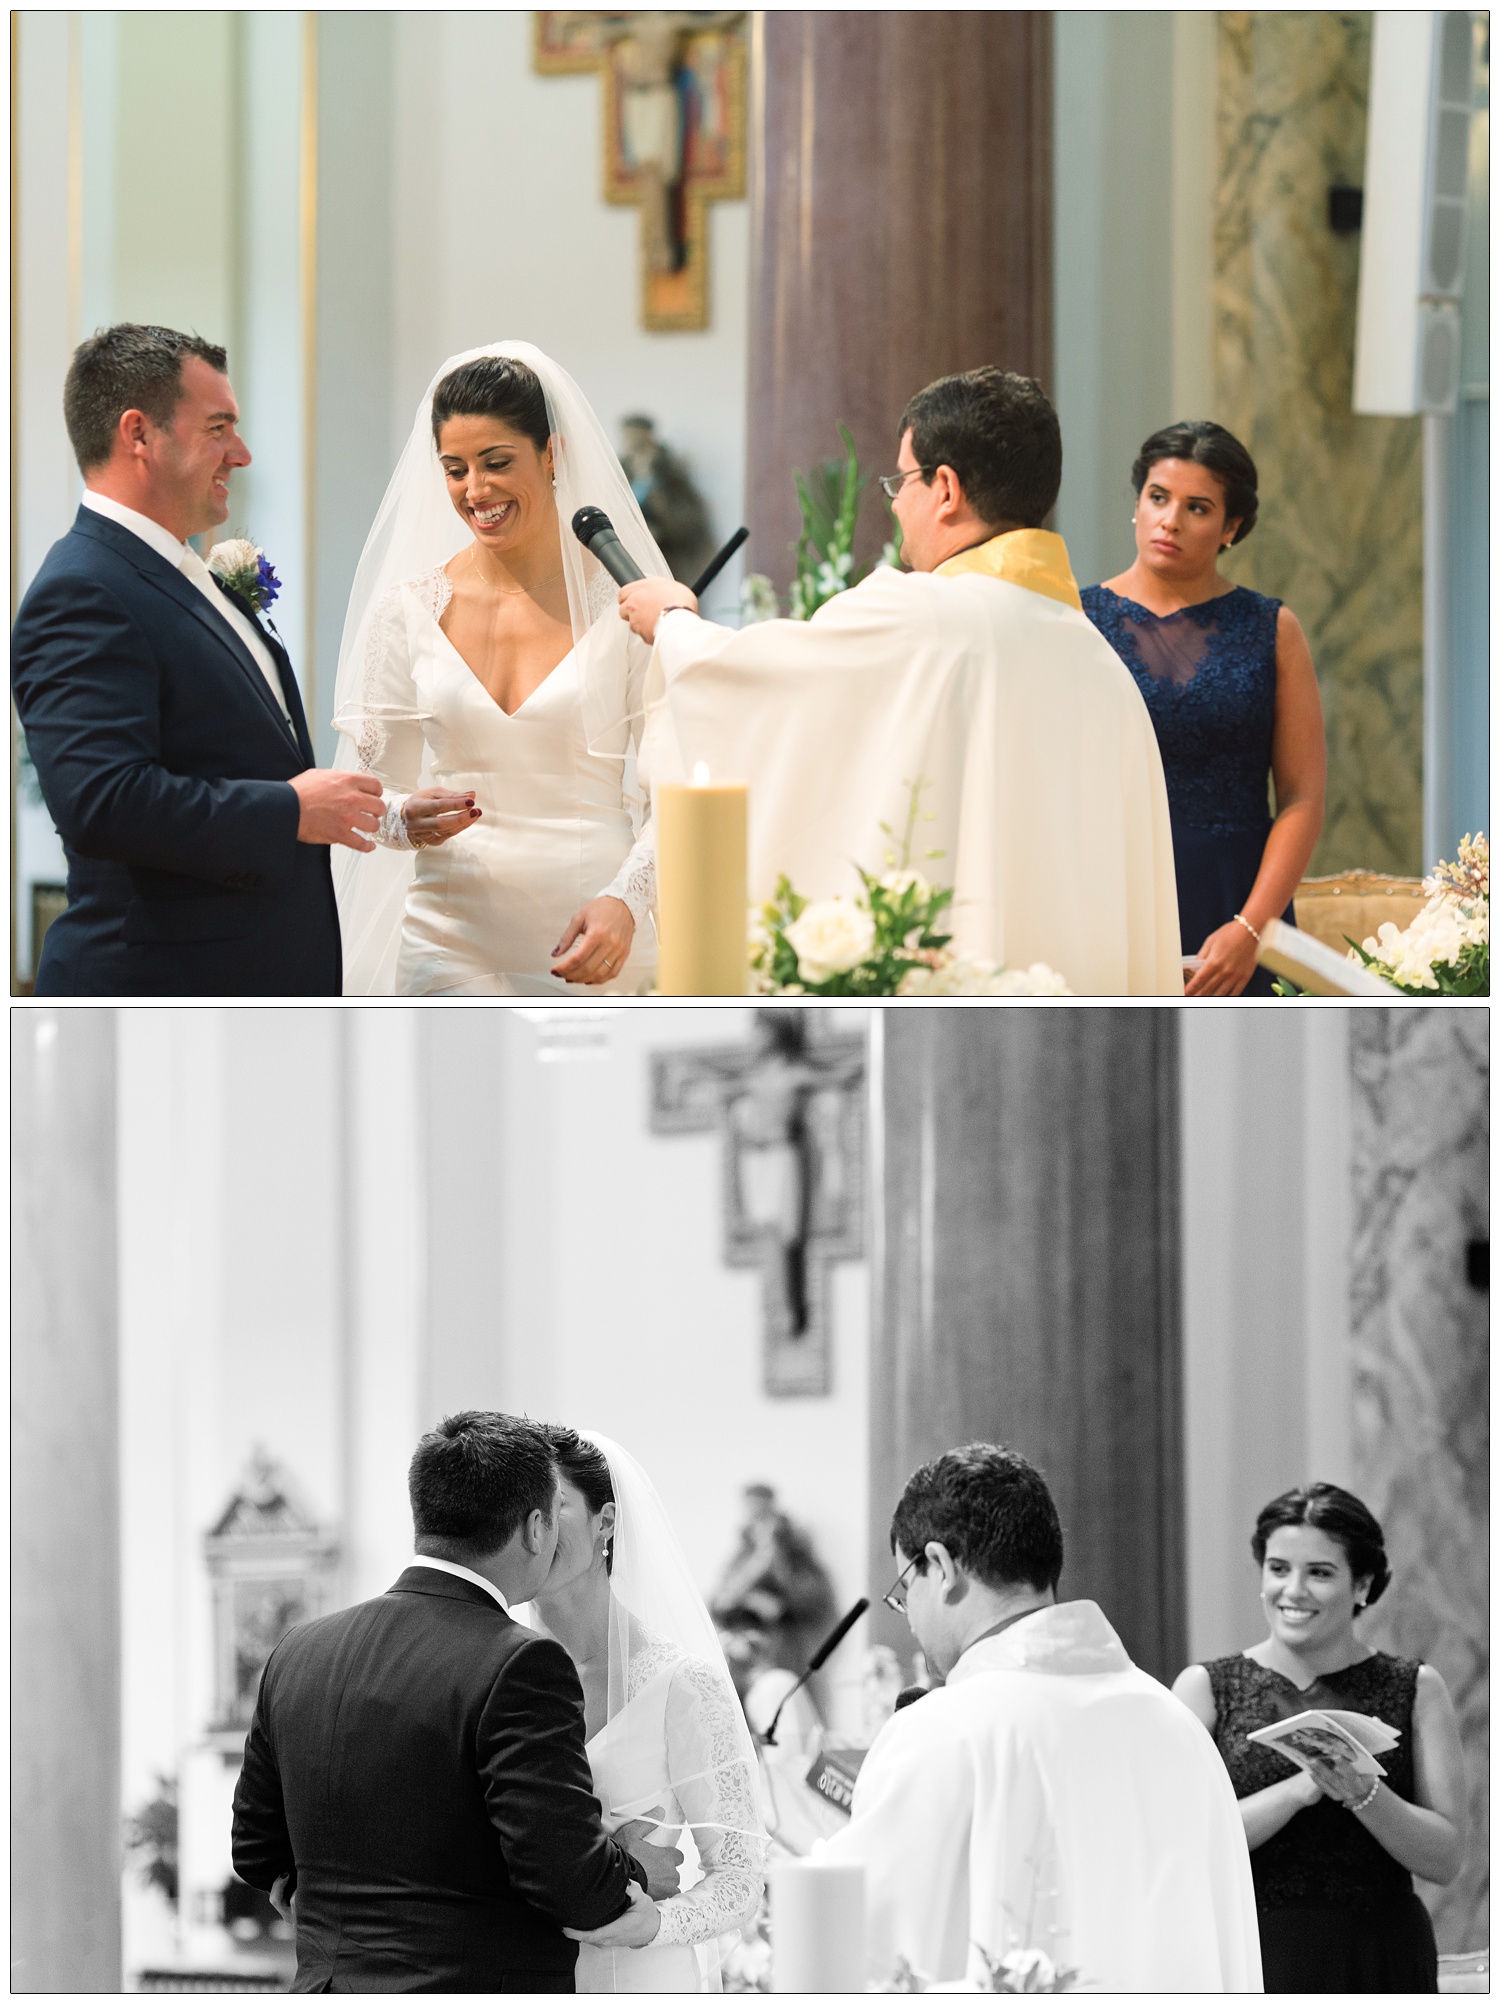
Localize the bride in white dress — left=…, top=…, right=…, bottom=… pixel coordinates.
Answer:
left=519, top=1429, right=767, bottom=1993
left=331, top=344, right=674, bottom=995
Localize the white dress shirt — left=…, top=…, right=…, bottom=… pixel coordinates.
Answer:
left=406, top=1554, right=509, bottom=1611
left=81, top=489, right=292, bottom=722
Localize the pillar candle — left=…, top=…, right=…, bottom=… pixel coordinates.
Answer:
left=655, top=765, right=748, bottom=995
left=770, top=1855, right=865, bottom=1992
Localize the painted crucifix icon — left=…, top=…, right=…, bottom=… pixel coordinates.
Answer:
left=650, top=1012, right=865, bottom=1393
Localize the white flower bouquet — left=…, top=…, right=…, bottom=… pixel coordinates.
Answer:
left=749, top=783, right=1071, bottom=998
left=1347, top=833, right=1488, bottom=995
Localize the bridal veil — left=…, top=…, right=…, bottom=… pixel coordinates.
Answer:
left=329, top=341, right=671, bottom=993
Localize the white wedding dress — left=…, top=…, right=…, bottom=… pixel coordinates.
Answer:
left=353, top=567, right=657, bottom=996
left=331, top=341, right=674, bottom=995
left=579, top=1631, right=763, bottom=1991
left=520, top=1435, right=768, bottom=1995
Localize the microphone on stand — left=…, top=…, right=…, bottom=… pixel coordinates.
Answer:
left=688, top=525, right=749, bottom=600
left=760, top=1597, right=871, bottom=1746
left=572, top=506, right=645, bottom=588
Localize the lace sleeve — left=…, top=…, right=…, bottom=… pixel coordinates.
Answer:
left=349, top=577, right=444, bottom=849
left=597, top=625, right=656, bottom=923
left=654, top=1657, right=767, bottom=1949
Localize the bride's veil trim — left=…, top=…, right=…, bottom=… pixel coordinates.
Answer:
left=328, top=340, right=672, bottom=994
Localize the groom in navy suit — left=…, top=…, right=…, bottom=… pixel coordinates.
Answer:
left=11, top=323, right=383, bottom=994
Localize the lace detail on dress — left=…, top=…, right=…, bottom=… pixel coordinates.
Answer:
left=586, top=567, right=619, bottom=624
left=653, top=1650, right=767, bottom=1950
left=601, top=831, right=656, bottom=929
left=1081, top=584, right=1282, bottom=835
left=408, top=564, right=453, bottom=625
left=1204, top=1651, right=1422, bottom=1913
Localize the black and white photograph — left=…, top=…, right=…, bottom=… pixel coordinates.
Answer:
left=7, top=6, right=1491, bottom=2000
left=12, top=1007, right=1488, bottom=1991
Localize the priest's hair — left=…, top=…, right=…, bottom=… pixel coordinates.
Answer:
left=1251, top=1482, right=1391, bottom=1606
left=409, top=1410, right=557, bottom=1561
left=898, top=367, right=1062, bottom=530
left=891, top=1442, right=1064, bottom=1593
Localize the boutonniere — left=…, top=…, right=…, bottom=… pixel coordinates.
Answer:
left=207, top=537, right=282, bottom=617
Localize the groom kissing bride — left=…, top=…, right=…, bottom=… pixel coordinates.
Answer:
left=232, top=1414, right=766, bottom=1993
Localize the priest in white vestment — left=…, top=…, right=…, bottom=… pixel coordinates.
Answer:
left=825, top=1444, right=1263, bottom=1993
left=620, top=368, right=1182, bottom=996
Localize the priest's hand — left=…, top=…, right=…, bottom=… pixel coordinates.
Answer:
left=618, top=578, right=697, bottom=643
left=552, top=895, right=635, bottom=984
left=1183, top=918, right=1262, bottom=996
left=564, top=1882, right=665, bottom=1948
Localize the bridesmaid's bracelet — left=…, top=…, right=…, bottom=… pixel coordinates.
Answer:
left=1232, top=912, right=1262, bottom=945
left=1348, top=1776, right=1381, bottom=1814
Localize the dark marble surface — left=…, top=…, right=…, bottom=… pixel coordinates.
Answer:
left=746, top=10, right=1052, bottom=586
left=1350, top=1012, right=1489, bottom=1953
left=868, top=1011, right=1184, bottom=1684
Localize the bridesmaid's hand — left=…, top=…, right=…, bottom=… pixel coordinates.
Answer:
left=401, top=789, right=480, bottom=849
left=552, top=896, right=635, bottom=985
left=1184, top=918, right=1261, bottom=996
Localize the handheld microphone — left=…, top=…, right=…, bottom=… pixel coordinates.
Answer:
left=760, top=1597, right=870, bottom=1746
left=572, top=506, right=645, bottom=589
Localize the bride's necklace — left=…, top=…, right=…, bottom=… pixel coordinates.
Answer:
left=468, top=544, right=563, bottom=598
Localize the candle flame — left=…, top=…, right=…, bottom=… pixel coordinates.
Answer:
left=692, top=761, right=712, bottom=786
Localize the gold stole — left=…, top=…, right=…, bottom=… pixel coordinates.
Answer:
left=935, top=528, right=1082, bottom=611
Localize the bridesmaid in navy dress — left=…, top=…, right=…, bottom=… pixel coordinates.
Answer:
left=1081, top=422, right=1326, bottom=995
left=1174, top=1485, right=1467, bottom=1992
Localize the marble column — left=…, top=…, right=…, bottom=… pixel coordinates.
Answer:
left=1214, top=13, right=1424, bottom=876
left=1349, top=1011, right=1488, bottom=1955
left=747, top=11, right=1052, bottom=583
left=12, top=1011, right=121, bottom=1990
left=869, top=1011, right=1184, bottom=1682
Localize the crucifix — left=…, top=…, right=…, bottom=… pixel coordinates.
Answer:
left=650, top=1012, right=865, bottom=1394
left=533, top=10, right=747, bottom=332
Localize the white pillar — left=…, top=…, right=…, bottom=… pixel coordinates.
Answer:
left=12, top=1010, right=121, bottom=1991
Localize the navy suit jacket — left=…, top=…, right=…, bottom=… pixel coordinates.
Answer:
left=11, top=506, right=341, bottom=994
left=231, top=1568, right=643, bottom=1993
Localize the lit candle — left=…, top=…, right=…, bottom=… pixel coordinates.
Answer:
left=655, top=762, right=748, bottom=995
left=770, top=1854, right=866, bottom=1992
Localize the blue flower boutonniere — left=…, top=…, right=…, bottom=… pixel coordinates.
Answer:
left=207, top=537, right=282, bottom=617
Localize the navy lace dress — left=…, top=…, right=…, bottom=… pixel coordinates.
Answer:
left=1204, top=1652, right=1439, bottom=1992
left=1081, top=584, right=1294, bottom=995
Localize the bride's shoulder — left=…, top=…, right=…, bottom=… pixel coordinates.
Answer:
left=390, top=564, right=454, bottom=623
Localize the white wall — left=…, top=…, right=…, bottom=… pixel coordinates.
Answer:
left=1179, top=1009, right=1353, bottom=1664
left=390, top=12, right=750, bottom=617
left=1052, top=12, right=1217, bottom=589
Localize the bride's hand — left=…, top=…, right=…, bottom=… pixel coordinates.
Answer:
left=552, top=896, right=635, bottom=984
left=563, top=1881, right=664, bottom=1949
left=401, top=789, right=480, bottom=849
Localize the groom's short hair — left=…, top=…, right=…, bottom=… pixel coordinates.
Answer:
left=899, top=367, right=1061, bottom=530
left=409, top=1411, right=558, bottom=1561
left=891, top=1442, right=1064, bottom=1593
left=64, top=324, right=229, bottom=472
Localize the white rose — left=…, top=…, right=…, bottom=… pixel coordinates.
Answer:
left=783, top=898, right=875, bottom=980
left=207, top=537, right=260, bottom=577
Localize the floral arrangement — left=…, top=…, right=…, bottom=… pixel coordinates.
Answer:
left=748, top=783, right=1071, bottom=998
left=1346, top=833, right=1488, bottom=995
left=740, top=425, right=900, bottom=625
left=208, top=537, right=282, bottom=617
left=881, top=1946, right=1080, bottom=1994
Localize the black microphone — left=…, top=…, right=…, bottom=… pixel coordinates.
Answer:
left=760, top=1597, right=870, bottom=1746
left=572, top=506, right=645, bottom=588
left=688, top=525, right=749, bottom=600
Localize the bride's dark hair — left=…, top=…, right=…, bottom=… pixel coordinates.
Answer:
left=431, top=355, right=550, bottom=453
left=542, top=1426, right=615, bottom=1570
